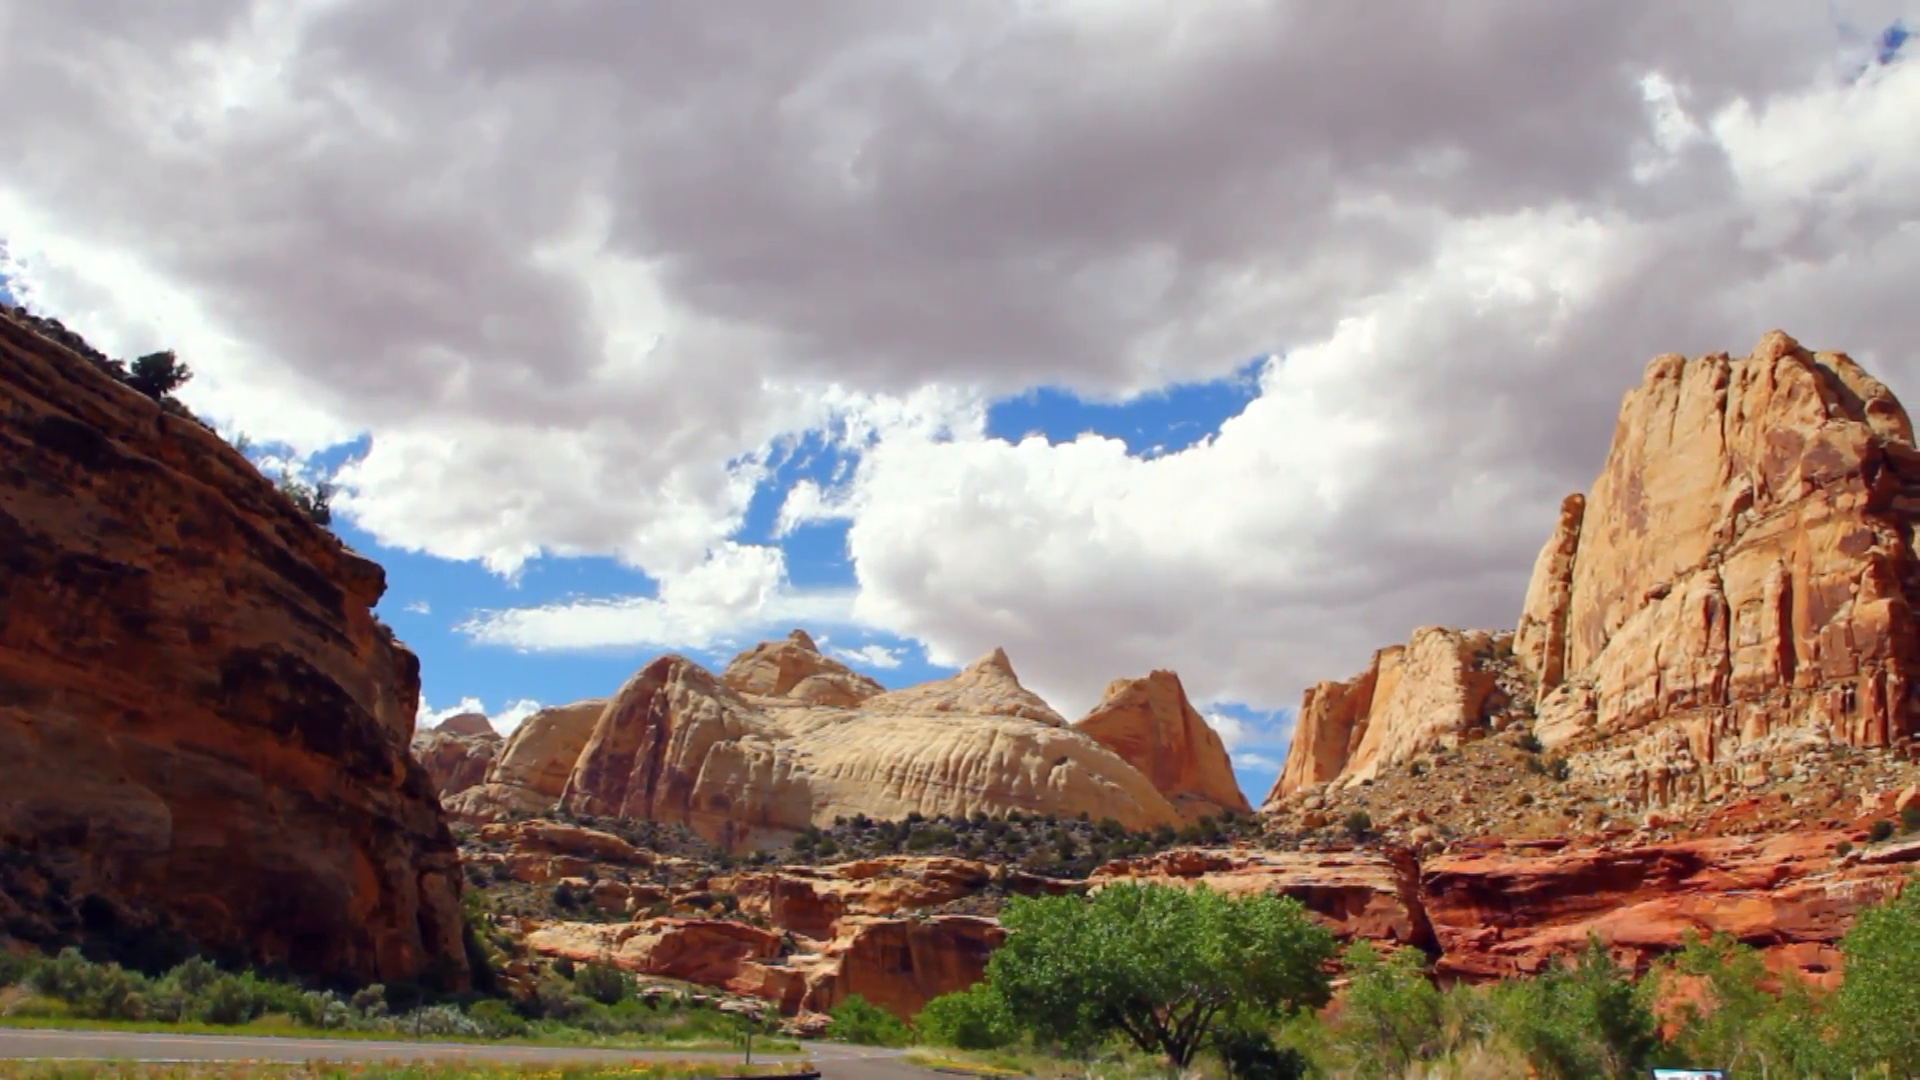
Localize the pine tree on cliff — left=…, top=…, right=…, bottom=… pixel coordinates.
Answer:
left=126, top=350, right=191, bottom=400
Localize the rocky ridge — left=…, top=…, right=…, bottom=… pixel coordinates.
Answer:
left=428, top=630, right=1250, bottom=851
left=0, top=306, right=468, bottom=988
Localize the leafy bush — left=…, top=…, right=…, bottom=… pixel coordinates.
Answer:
left=828, top=994, right=913, bottom=1047
left=469, top=997, right=530, bottom=1038
left=1343, top=810, right=1373, bottom=839
left=1335, top=942, right=1443, bottom=1077
left=1491, top=937, right=1659, bottom=1080
left=1214, top=1024, right=1311, bottom=1080
left=573, top=962, right=629, bottom=1006
left=914, top=983, right=1018, bottom=1050
left=391, top=1004, right=484, bottom=1038
left=1868, top=819, right=1896, bottom=843
left=1904, top=802, right=1920, bottom=834
left=126, top=351, right=192, bottom=400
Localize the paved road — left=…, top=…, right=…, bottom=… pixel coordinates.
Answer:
left=0, top=1028, right=932, bottom=1080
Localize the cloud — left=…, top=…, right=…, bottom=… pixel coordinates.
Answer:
left=459, top=543, right=859, bottom=651
left=830, top=643, right=906, bottom=670
left=4, top=2, right=1919, bottom=740
left=415, top=695, right=544, bottom=734
left=417, top=696, right=486, bottom=729
left=404, top=599, right=431, bottom=615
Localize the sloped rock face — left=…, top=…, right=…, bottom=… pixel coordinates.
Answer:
left=435, top=712, right=495, bottom=738
left=1265, top=628, right=1527, bottom=803
left=442, top=699, right=604, bottom=821
left=1522, top=332, right=1920, bottom=804
left=1422, top=831, right=1917, bottom=987
left=0, top=310, right=467, bottom=988
left=412, top=723, right=500, bottom=796
left=556, top=646, right=1182, bottom=851
left=1073, top=671, right=1251, bottom=821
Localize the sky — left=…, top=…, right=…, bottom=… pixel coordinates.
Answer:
left=0, top=2, right=1915, bottom=803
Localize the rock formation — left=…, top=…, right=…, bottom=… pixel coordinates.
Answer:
left=556, top=647, right=1182, bottom=850
left=720, top=630, right=883, bottom=708
left=1265, top=628, right=1526, bottom=803
left=412, top=718, right=500, bottom=796
left=1521, top=332, right=1920, bottom=804
left=1269, top=332, right=1920, bottom=810
left=1073, top=671, right=1251, bottom=821
left=442, top=699, right=604, bottom=820
left=0, top=308, right=467, bottom=988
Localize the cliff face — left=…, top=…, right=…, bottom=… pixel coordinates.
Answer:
left=0, top=309, right=467, bottom=988
left=443, top=699, right=605, bottom=820
left=1523, top=332, right=1920, bottom=802
left=1270, top=332, right=1920, bottom=809
left=1073, top=670, right=1251, bottom=821
left=554, top=643, right=1183, bottom=851
left=1265, top=628, right=1528, bottom=803
left=412, top=717, right=500, bottom=795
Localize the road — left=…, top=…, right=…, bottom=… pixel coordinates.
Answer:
left=0, top=1028, right=933, bottom=1080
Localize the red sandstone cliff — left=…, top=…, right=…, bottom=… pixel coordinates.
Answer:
left=0, top=308, right=468, bottom=988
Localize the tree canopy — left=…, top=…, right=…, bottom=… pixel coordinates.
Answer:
left=126, top=350, right=192, bottom=400
left=984, top=882, right=1336, bottom=1068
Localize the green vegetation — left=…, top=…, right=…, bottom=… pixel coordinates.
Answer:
left=786, top=809, right=1263, bottom=878
left=901, top=879, right=1920, bottom=1079
left=824, top=995, right=912, bottom=1048
left=0, top=948, right=794, bottom=1054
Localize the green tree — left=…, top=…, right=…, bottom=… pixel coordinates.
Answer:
left=1832, top=879, right=1920, bottom=1076
left=127, top=350, right=192, bottom=399
left=277, top=475, right=334, bottom=526
left=987, top=883, right=1335, bottom=1071
left=1335, top=941, right=1443, bottom=1077
left=1658, top=932, right=1836, bottom=1077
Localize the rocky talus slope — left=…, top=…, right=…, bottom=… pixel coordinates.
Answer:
left=0, top=308, right=468, bottom=988
left=1269, top=332, right=1920, bottom=813
left=426, top=630, right=1249, bottom=851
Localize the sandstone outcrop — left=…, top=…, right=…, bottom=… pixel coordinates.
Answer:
left=442, top=699, right=604, bottom=820
left=1522, top=332, right=1920, bottom=804
left=1265, top=628, right=1525, bottom=803
left=1089, top=848, right=1433, bottom=948
left=1073, top=671, right=1251, bottom=821
left=527, top=912, right=1003, bottom=1021
left=412, top=722, right=500, bottom=797
left=435, top=712, right=495, bottom=738
left=0, top=308, right=467, bottom=988
left=555, top=645, right=1182, bottom=850
left=1422, top=830, right=1917, bottom=987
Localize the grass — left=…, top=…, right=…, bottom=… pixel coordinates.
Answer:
left=0, top=1065, right=808, bottom=1080
left=902, top=1052, right=1028, bottom=1076
left=0, top=1016, right=799, bottom=1056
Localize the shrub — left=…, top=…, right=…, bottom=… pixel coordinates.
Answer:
left=914, top=983, right=1018, bottom=1050
left=1215, top=1024, right=1312, bottom=1080
left=828, top=994, right=913, bottom=1047
left=574, top=962, right=629, bottom=1006
left=1335, top=942, right=1443, bottom=1077
left=1868, top=819, right=1896, bottom=843
left=1343, top=810, right=1373, bottom=839
left=349, top=984, right=389, bottom=1018
left=126, top=351, right=192, bottom=400
left=1517, top=731, right=1544, bottom=754
left=276, top=475, right=335, bottom=526
left=469, top=998, right=530, bottom=1038
left=1904, top=802, right=1920, bottom=833
left=1492, top=937, right=1659, bottom=1080
left=392, top=1003, right=484, bottom=1038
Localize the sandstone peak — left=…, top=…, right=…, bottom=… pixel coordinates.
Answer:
left=864, top=645, right=1065, bottom=725
left=435, top=711, right=496, bottom=738
left=722, top=630, right=882, bottom=708
left=1074, top=670, right=1252, bottom=821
